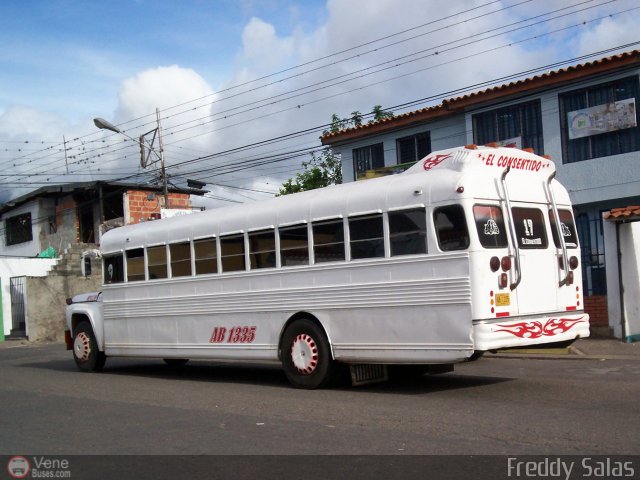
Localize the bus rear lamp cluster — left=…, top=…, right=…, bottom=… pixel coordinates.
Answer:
left=558, top=256, right=579, bottom=270
left=489, top=256, right=512, bottom=272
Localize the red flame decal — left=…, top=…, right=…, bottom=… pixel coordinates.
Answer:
left=422, top=153, right=452, bottom=171
left=496, top=317, right=586, bottom=339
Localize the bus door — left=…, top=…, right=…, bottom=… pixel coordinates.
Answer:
left=499, top=171, right=580, bottom=316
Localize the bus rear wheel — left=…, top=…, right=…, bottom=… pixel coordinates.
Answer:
left=281, top=319, right=334, bottom=389
left=72, top=322, right=106, bottom=372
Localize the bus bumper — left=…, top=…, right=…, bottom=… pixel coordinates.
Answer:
left=472, top=312, right=590, bottom=351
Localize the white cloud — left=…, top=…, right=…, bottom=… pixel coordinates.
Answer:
left=115, top=65, right=214, bottom=121
left=2, top=0, right=639, bottom=206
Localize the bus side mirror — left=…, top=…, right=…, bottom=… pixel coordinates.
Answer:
left=82, top=257, right=92, bottom=277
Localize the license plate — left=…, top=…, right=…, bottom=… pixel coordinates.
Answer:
left=495, top=293, right=510, bottom=307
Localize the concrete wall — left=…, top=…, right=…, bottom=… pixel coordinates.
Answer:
left=0, top=257, right=58, bottom=337
left=24, top=245, right=103, bottom=342
left=605, top=219, right=640, bottom=341
left=0, top=199, right=43, bottom=257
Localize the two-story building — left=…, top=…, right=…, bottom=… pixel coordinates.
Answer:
left=321, top=49, right=640, bottom=338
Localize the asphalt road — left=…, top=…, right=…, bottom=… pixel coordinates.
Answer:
left=1, top=342, right=639, bottom=458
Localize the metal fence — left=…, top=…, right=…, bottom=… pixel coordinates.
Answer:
left=9, top=276, right=26, bottom=336
left=576, top=213, right=607, bottom=296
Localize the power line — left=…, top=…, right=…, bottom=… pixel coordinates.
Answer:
left=0, top=0, right=605, bottom=179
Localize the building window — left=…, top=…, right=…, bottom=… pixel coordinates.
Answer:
left=559, top=76, right=640, bottom=163
left=396, top=132, right=431, bottom=164
left=473, top=100, right=544, bottom=154
left=5, top=212, right=33, bottom=246
left=353, top=143, right=384, bottom=180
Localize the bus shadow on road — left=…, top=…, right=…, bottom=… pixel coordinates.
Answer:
left=23, top=357, right=514, bottom=393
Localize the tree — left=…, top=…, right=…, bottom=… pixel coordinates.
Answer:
left=278, top=149, right=342, bottom=195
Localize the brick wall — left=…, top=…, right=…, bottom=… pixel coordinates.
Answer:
left=584, top=294, right=609, bottom=327
left=125, top=190, right=191, bottom=224
left=55, top=197, right=79, bottom=243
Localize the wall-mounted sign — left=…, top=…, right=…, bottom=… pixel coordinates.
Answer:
left=568, top=97, right=637, bottom=140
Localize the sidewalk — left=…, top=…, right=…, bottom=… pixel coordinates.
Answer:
left=488, top=338, right=640, bottom=361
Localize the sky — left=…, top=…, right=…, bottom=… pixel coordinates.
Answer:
left=0, top=0, right=639, bottom=207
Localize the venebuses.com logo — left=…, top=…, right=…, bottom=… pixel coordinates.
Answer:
left=7, top=456, right=71, bottom=478
left=7, top=456, right=30, bottom=479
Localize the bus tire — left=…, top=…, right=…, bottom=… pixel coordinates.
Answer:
left=163, top=358, right=190, bottom=366
left=281, top=319, right=334, bottom=389
left=72, top=322, right=106, bottom=372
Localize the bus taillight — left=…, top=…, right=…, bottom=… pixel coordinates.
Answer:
left=499, top=273, right=508, bottom=289
left=567, top=271, right=574, bottom=285
left=490, top=256, right=500, bottom=272
left=569, top=256, right=579, bottom=270
left=501, top=256, right=512, bottom=271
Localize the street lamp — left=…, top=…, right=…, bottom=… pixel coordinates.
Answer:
left=93, top=117, right=121, bottom=134
left=93, top=110, right=169, bottom=209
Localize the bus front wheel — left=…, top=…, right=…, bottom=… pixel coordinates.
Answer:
left=281, top=319, right=334, bottom=389
left=72, top=322, right=106, bottom=372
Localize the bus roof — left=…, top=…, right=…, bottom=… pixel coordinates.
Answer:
left=100, top=146, right=569, bottom=253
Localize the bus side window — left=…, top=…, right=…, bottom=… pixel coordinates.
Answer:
left=249, top=229, right=276, bottom=269
left=104, top=254, right=124, bottom=284
left=147, top=245, right=168, bottom=280
left=349, top=214, right=384, bottom=260
left=279, top=224, right=309, bottom=267
left=433, top=205, right=470, bottom=251
left=313, top=219, right=345, bottom=263
left=193, top=238, right=217, bottom=275
left=389, top=208, right=427, bottom=256
left=126, top=248, right=145, bottom=282
left=220, top=234, right=246, bottom=272
left=170, top=242, right=192, bottom=277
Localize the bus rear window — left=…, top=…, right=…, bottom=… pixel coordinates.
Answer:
left=434, top=205, right=469, bottom=251
left=473, top=205, right=508, bottom=248
left=549, top=209, right=578, bottom=249
left=512, top=207, right=548, bottom=249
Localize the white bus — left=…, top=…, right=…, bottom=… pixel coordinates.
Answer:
left=65, top=145, right=590, bottom=388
